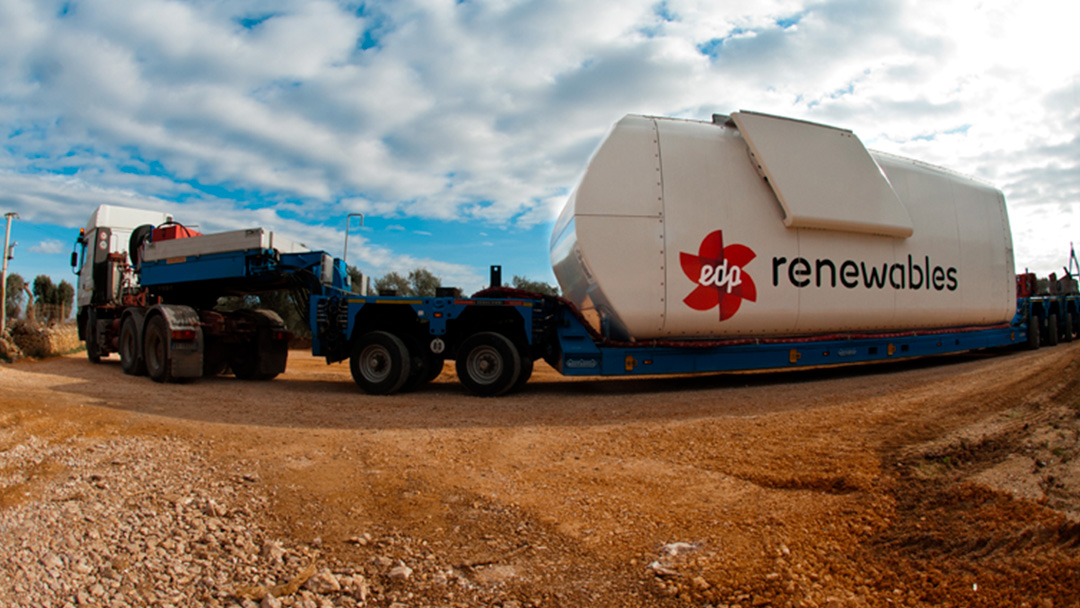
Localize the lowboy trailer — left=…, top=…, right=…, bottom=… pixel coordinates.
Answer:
left=311, top=272, right=1078, bottom=397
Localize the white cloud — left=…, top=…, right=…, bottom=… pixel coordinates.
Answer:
left=28, top=239, right=65, bottom=254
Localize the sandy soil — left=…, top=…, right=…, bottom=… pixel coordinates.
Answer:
left=2, top=341, right=1080, bottom=607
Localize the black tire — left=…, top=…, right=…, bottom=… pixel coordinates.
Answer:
left=85, top=315, right=101, bottom=364
left=1047, top=314, right=1059, bottom=347
left=227, top=309, right=286, bottom=381
left=350, top=331, right=411, bottom=395
left=397, top=337, right=432, bottom=393
left=143, top=315, right=173, bottom=383
left=230, top=347, right=279, bottom=380
left=455, top=332, right=521, bottom=397
left=424, top=356, right=445, bottom=382
left=128, top=224, right=153, bottom=267
left=510, top=355, right=534, bottom=394
left=1027, top=314, right=1041, bottom=350
left=1063, top=313, right=1074, bottom=343
left=119, top=316, right=146, bottom=376
left=202, top=342, right=229, bottom=377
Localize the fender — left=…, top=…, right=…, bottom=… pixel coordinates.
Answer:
left=146, top=304, right=204, bottom=379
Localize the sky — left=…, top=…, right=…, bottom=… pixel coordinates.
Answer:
left=1, top=0, right=1078, bottom=298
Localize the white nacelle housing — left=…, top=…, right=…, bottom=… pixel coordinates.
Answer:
left=550, top=112, right=1015, bottom=340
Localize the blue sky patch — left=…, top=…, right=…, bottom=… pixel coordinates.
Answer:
left=237, top=14, right=278, bottom=30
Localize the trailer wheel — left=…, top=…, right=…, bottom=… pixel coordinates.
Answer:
left=424, top=357, right=445, bottom=382
left=510, top=355, right=534, bottom=394
left=396, top=337, right=433, bottom=393
left=456, top=332, right=521, bottom=397
left=1026, top=314, right=1041, bottom=350
left=1046, top=314, right=1059, bottom=347
left=119, top=317, right=146, bottom=376
left=402, top=347, right=446, bottom=390
left=1063, top=313, right=1074, bottom=343
left=85, top=315, right=102, bottom=364
left=143, top=315, right=174, bottom=383
left=350, top=331, right=411, bottom=395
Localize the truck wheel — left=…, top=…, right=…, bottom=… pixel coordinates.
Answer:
left=143, top=315, right=174, bottom=383
left=1046, top=314, right=1059, bottom=347
left=85, top=316, right=102, bottom=364
left=1027, top=314, right=1040, bottom=350
left=119, top=317, right=146, bottom=376
left=1063, top=313, right=1074, bottom=343
left=229, top=309, right=288, bottom=380
left=202, top=344, right=229, bottom=377
left=230, top=349, right=278, bottom=381
left=456, top=332, right=521, bottom=397
left=350, top=331, right=411, bottom=395
left=510, top=355, right=534, bottom=394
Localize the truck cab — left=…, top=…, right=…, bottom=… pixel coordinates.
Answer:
left=73, top=205, right=173, bottom=309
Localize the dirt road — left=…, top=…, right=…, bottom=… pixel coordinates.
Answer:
left=2, top=343, right=1079, bottom=607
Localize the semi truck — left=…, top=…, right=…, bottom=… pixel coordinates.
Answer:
left=73, top=111, right=1080, bottom=396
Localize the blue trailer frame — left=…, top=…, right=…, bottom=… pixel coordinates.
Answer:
left=309, top=287, right=1062, bottom=396
left=548, top=309, right=1025, bottom=377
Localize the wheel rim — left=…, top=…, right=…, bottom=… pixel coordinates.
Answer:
left=359, top=344, right=393, bottom=383
left=466, top=345, right=503, bottom=385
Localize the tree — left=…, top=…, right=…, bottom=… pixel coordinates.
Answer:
left=374, top=271, right=412, bottom=296
left=408, top=268, right=441, bottom=297
left=57, top=280, right=75, bottom=320
left=258, top=291, right=310, bottom=338
left=373, top=268, right=448, bottom=297
left=5, top=273, right=25, bottom=320
left=33, top=275, right=55, bottom=303
left=511, top=275, right=560, bottom=296
left=33, top=275, right=58, bottom=323
left=30, top=275, right=75, bottom=323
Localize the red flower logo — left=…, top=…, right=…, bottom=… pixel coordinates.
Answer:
left=680, top=230, right=757, bottom=321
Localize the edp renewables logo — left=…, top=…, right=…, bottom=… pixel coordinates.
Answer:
left=681, top=230, right=960, bottom=323
left=770, top=255, right=958, bottom=291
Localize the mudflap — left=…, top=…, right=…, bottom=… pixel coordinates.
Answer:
left=250, top=309, right=289, bottom=377
left=155, top=304, right=204, bottom=379
left=257, top=332, right=289, bottom=376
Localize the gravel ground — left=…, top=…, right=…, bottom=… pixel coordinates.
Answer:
left=0, top=432, right=373, bottom=608
left=2, top=342, right=1080, bottom=607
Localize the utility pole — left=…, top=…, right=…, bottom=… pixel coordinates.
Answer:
left=1, top=212, right=17, bottom=335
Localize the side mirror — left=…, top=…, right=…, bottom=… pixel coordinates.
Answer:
left=71, top=251, right=78, bottom=268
